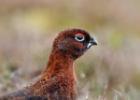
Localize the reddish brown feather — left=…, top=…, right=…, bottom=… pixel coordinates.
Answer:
left=0, top=29, right=95, bottom=100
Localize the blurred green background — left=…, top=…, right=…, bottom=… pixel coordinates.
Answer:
left=0, top=0, right=140, bottom=100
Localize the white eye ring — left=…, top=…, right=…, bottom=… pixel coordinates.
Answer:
left=75, top=34, right=85, bottom=42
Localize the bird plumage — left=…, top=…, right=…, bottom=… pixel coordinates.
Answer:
left=0, top=29, right=97, bottom=100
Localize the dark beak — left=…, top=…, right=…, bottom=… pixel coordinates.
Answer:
left=87, top=37, right=98, bottom=49
left=90, top=37, right=98, bottom=45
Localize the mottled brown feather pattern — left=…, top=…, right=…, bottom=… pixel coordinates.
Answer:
left=0, top=29, right=97, bottom=100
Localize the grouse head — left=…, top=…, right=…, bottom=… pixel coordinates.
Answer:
left=53, top=29, right=97, bottom=59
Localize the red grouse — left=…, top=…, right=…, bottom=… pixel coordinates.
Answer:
left=1, top=29, right=97, bottom=100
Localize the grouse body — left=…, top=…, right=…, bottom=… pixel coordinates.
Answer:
left=0, top=29, right=97, bottom=100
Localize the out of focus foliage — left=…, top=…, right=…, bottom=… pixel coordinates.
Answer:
left=0, top=0, right=140, bottom=100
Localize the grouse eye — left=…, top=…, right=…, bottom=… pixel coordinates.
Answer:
left=75, top=34, right=85, bottom=42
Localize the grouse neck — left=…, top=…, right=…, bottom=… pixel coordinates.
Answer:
left=42, top=49, right=75, bottom=78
